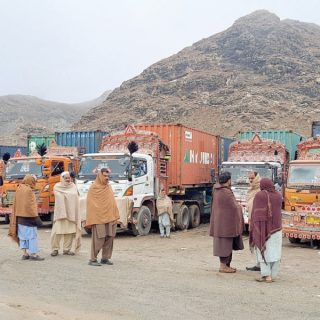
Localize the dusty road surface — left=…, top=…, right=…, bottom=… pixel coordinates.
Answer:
left=0, top=221, right=319, bottom=320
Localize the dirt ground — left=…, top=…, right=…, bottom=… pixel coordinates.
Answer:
left=0, top=221, right=319, bottom=320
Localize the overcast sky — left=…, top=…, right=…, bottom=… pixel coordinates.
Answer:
left=1, top=0, right=320, bottom=103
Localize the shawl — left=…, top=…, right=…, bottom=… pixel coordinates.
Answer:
left=52, top=172, right=82, bottom=252
left=209, top=183, right=244, bottom=238
left=249, top=178, right=282, bottom=261
left=8, top=174, right=38, bottom=243
left=156, top=195, right=174, bottom=221
left=246, top=174, right=261, bottom=218
left=85, top=171, right=120, bottom=227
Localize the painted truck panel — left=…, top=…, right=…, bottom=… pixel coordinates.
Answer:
left=55, top=131, right=108, bottom=154
left=134, top=124, right=219, bottom=187
left=311, top=121, right=320, bottom=138
left=27, top=134, right=56, bottom=155
left=238, top=130, right=304, bottom=161
left=0, top=146, right=27, bottom=158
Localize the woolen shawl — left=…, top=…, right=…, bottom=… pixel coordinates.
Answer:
left=249, top=178, right=282, bottom=261
left=209, top=183, right=243, bottom=237
left=85, top=172, right=120, bottom=227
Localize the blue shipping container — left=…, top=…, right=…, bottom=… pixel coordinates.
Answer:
left=55, top=131, right=108, bottom=154
left=238, top=130, right=304, bottom=161
left=218, top=137, right=234, bottom=167
left=312, top=121, right=320, bottom=137
left=0, top=146, right=28, bottom=158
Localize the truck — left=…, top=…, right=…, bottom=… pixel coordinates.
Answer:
left=0, top=146, right=80, bottom=224
left=220, top=134, right=290, bottom=225
left=55, top=130, right=108, bottom=154
left=77, top=124, right=219, bottom=236
left=27, top=134, right=56, bottom=155
left=283, top=136, right=320, bottom=245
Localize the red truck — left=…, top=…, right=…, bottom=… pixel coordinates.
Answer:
left=77, top=124, right=219, bottom=235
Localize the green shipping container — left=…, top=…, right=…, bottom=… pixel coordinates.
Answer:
left=27, top=134, right=56, bottom=155
left=238, top=130, right=304, bottom=161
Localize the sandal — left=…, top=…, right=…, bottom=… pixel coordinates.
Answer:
left=51, top=250, right=59, bottom=257
left=63, top=251, right=75, bottom=256
left=256, top=276, right=273, bottom=283
left=30, top=255, right=45, bottom=261
left=219, top=267, right=236, bottom=273
left=21, top=255, right=30, bottom=260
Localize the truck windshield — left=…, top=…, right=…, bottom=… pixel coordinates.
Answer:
left=78, top=155, right=131, bottom=180
left=287, top=164, right=320, bottom=186
left=221, top=164, right=273, bottom=185
left=6, top=159, right=42, bottom=179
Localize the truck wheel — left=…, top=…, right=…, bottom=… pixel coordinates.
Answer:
left=176, top=205, right=190, bottom=230
left=289, top=237, right=301, bottom=244
left=188, top=205, right=200, bottom=229
left=131, top=206, right=152, bottom=236
left=4, top=214, right=10, bottom=224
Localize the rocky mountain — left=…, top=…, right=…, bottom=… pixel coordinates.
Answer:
left=0, top=90, right=111, bottom=145
left=74, top=10, right=320, bottom=138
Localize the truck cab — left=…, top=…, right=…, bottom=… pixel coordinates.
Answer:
left=1, top=155, right=79, bottom=222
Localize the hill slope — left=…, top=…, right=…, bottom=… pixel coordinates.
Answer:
left=0, top=90, right=110, bottom=145
left=74, top=10, right=320, bottom=137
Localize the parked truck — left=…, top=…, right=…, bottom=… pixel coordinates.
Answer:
left=220, top=134, right=291, bottom=225
left=77, top=124, right=218, bottom=235
left=0, top=146, right=80, bottom=223
left=283, top=136, right=320, bottom=244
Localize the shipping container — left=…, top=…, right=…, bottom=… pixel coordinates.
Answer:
left=311, top=121, right=320, bottom=138
left=134, top=124, right=219, bottom=187
left=0, top=146, right=28, bottom=158
left=238, top=130, right=304, bottom=161
left=218, top=137, right=234, bottom=168
left=55, top=131, right=108, bottom=154
left=27, top=134, right=56, bottom=155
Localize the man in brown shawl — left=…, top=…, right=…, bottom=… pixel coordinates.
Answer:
left=8, top=174, right=44, bottom=261
left=86, top=168, right=120, bottom=266
left=209, top=171, right=244, bottom=273
left=249, top=178, right=282, bottom=283
left=246, top=171, right=261, bottom=271
left=51, top=171, right=81, bottom=256
left=156, top=186, right=174, bottom=238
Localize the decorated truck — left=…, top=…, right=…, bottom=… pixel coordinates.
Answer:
left=0, top=145, right=80, bottom=223
left=220, top=134, right=290, bottom=225
left=283, top=136, right=320, bottom=244
left=77, top=124, right=219, bottom=236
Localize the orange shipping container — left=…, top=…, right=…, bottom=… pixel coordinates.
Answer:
left=134, top=124, right=219, bottom=188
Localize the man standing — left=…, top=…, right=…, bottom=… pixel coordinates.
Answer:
left=86, top=168, right=120, bottom=266
left=246, top=171, right=261, bottom=271
left=209, top=171, right=244, bottom=273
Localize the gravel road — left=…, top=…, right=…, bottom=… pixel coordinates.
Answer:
left=0, top=222, right=319, bottom=320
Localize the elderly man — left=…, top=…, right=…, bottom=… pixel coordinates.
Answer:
left=86, top=168, right=120, bottom=266
left=209, top=171, right=244, bottom=273
left=246, top=171, right=261, bottom=271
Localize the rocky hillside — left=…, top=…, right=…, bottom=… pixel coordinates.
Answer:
left=74, top=10, right=320, bottom=138
left=0, top=91, right=110, bottom=145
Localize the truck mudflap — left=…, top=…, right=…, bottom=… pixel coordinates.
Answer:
left=282, top=208, right=320, bottom=240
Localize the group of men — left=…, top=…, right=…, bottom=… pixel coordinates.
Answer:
left=210, top=170, right=283, bottom=283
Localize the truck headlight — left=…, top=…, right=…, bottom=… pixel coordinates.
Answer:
left=124, top=186, right=133, bottom=196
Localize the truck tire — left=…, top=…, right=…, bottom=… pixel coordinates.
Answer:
left=4, top=214, right=10, bottom=224
left=188, top=205, right=200, bottom=229
left=131, top=206, right=152, bottom=236
left=289, top=237, right=301, bottom=244
left=176, top=205, right=190, bottom=230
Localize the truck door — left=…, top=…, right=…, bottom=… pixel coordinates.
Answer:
left=132, top=158, right=153, bottom=196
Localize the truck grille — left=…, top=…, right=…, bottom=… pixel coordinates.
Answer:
left=2, top=190, right=15, bottom=206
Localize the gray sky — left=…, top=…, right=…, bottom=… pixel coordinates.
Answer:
left=1, top=0, right=320, bottom=103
